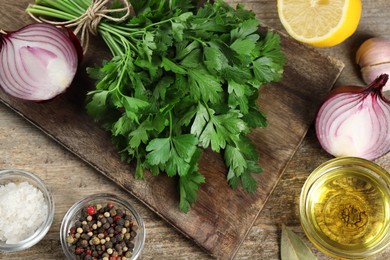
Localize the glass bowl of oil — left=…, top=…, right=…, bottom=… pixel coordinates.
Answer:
left=300, top=157, right=390, bottom=259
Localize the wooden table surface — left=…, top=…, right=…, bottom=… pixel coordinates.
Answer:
left=1, top=1, right=390, bottom=259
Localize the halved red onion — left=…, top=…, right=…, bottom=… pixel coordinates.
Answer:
left=0, top=23, right=81, bottom=101
left=315, top=74, right=390, bottom=160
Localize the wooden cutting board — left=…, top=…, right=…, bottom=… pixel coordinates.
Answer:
left=0, top=1, right=343, bottom=258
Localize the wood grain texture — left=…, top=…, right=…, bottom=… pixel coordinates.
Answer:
left=1, top=1, right=389, bottom=260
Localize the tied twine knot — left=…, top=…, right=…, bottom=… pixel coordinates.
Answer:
left=29, top=0, right=131, bottom=54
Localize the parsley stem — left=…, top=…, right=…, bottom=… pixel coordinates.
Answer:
left=33, top=0, right=84, bottom=16
left=187, top=36, right=207, bottom=46
left=109, top=23, right=142, bottom=30
left=26, top=5, right=78, bottom=20
left=100, top=30, right=124, bottom=57
left=98, top=32, right=134, bottom=97
left=103, top=17, right=178, bottom=38
left=69, top=0, right=91, bottom=11
left=99, top=23, right=131, bottom=37
left=169, top=110, right=173, bottom=138
left=65, top=0, right=90, bottom=14
left=98, top=24, right=141, bottom=57
left=99, top=23, right=142, bottom=48
left=142, top=18, right=173, bottom=31
left=109, top=41, right=131, bottom=96
left=101, top=29, right=139, bottom=58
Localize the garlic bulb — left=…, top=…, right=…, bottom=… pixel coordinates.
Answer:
left=356, top=38, right=390, bottom=91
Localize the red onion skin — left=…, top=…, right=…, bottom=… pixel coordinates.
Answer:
left=315, top=74, right=390, bottom=160
left=64, top=27, right=83, bottom=63
left=0, top=23, right=83, bottom=102
left=326, top=75, right=389, bottom=101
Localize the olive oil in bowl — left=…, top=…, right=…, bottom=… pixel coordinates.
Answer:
left=300, top=157, right=390, bottom=259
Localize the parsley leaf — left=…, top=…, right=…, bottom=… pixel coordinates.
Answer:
left=81, top=0, right=285, bottom=212
left=187, top=67, right=222, bottom=104
left=146, top=137, right=171, bottom=165
left=179, top=170, right=205, bottom=213
left=86, top=90, right=109, bottom=120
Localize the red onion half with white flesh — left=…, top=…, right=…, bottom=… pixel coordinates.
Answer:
left=0, top=23, right=81, bottom=101
left=315, top=74, right=390, bottom=160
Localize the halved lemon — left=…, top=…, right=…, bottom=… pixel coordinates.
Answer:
left=277, top=0, right=362, bottom=47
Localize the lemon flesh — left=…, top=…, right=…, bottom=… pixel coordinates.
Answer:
left=277, top=0, right=362, bottom=47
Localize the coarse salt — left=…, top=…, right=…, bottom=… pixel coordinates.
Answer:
left=0, top=181, right=48, bottom=244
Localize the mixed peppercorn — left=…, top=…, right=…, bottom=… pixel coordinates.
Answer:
left=66, top=202, right=139, bottom=260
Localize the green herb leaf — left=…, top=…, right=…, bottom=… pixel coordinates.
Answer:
left=128, top=121, right=153, bottom=148
left=204, top=46, right=228, bottom=72
left=172, top=134, right=198, bottom=161
left=162, top=57, right=187, bottom=74
left=281, top=225, right=318, bottom=260
left=187, top=67, right=222, bottom=104
left=145, top=137, right=171, bottom=165
left=179, top=148, right=205, bottom=213
left=86, top=90, right=109, bottom=120
left=231, top=19, right=260, bottom=41
left=190, top=103, right=210, bottom=137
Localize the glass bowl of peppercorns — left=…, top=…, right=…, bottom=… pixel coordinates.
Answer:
left=60, top=193, right=145, bottom=260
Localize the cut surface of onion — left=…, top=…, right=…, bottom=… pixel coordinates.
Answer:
left=0, top=23, right=80, bottom=101
left=315, top=74, right=390, bottom=160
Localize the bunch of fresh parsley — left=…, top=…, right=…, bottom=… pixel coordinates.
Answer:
left=28, top=0, right=285, bottom=212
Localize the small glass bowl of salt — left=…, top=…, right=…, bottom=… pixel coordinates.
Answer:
left=0, top=169, right=55, bottom=252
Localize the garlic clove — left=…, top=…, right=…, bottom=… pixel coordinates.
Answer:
left=356, top=38, right=390, bottom=67
left=361, top=63, right=390, bottom=91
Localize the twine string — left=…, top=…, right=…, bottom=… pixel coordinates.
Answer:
left=28, top=0, right=131, bottom=54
